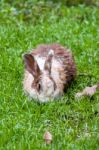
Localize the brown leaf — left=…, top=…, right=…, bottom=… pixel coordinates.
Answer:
left=43, top=131, right=52, bottom=144
left=75, top=84, right=99, bottom=98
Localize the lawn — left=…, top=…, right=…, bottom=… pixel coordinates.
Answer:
left=0, top=1, right=99, bottom=150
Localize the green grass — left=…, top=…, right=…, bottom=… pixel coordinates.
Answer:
left=0, top=1, right=99, bottom=150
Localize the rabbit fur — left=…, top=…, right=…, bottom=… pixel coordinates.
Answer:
left=23, top=43, right=76, bottom=102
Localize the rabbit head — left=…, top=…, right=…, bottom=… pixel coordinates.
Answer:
left=23, top=50, right=57, bottom=102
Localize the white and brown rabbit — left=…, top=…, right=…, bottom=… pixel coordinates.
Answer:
left=23, top=43, right=76, bottom=102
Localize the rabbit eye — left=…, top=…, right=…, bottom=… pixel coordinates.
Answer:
left=38, top=83, right=41, bottom=92
left=38, top=84, right=40, bottom=90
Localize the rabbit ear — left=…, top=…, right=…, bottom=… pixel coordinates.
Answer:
left=44, top=49, right=54, bottom=74
left=23, top=54, right=41, bottom=78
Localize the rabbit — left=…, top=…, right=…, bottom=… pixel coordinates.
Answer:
left=23, top=43, right=76, bottom=102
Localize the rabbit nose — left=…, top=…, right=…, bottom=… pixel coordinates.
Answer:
left=48, top=77, right=57, bottom=90
left=46, top=82, right=51, bottom=88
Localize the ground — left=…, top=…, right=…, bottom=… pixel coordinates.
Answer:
left=0, top=1, right=99, bottom=150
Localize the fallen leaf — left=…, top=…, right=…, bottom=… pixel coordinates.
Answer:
left=83, top=85, right=98, bottom=96
left=43, top=131, right=52, bottom=144
left=75, top=84, right=99, bottom=98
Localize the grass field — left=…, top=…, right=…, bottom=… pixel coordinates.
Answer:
left=0, top=1, right=99, bottom=150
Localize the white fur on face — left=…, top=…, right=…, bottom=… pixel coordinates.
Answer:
left=41, top=72, right=55, bottom=96
left=23, top=70, right=54, bottom=102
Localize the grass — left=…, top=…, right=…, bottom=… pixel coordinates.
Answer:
left=0, top=1, right=99, bottom=150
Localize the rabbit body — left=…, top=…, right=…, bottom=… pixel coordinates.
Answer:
left=23, top=44, right=76, bottom=102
